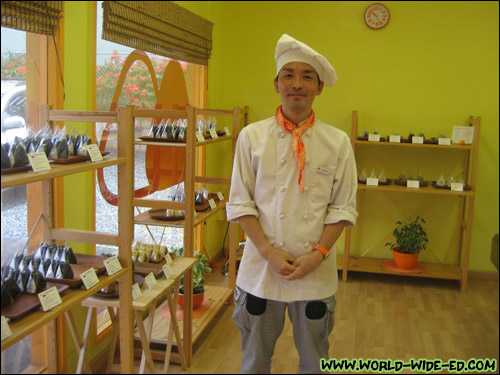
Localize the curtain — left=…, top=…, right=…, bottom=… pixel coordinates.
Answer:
left=102, top=1, right=213, bottom=66
left=1, top=1, right=63, bottom=35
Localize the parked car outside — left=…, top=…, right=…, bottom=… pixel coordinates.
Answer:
left=1, top=80, right=26, bottom=143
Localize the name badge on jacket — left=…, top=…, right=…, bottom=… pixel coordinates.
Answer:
left=317, top=166, right=331, bottom=175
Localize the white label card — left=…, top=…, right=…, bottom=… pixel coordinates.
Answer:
left=39, top=286, right=63, bottom=312
left=132, top=283, right=142, bottom=301
left=162, top=263, right=173, bottom=279
left=438, top=137, right=452, bottom=146
left=1, top=316, right=12, bottom=341
left=80, top=267, right=99, bottom=289
left=208, top=198, right=217, bottom=210
left=145, top=272, right=158, bottom=290
left=104, top=255, right=122, bottom=276
left=407, top=180, right=420, bottom=189
left=28, top=152, right=51, bottom=172
left=412, top=136, right=424, bottom=144
left=451, top=182, right=464, bottom=192
left=86, top=144, right=103, bottom=162
left=165, top=252, right=173, bottom=266
left=209, top=128, right=218, bottom=139
left=452, top=126, right=474, bottom=144
left=389, top=135, right=401, bottom=143
left=196, top=132, right=205, bottom=142
left=368, top=134, right=381, bottom=142
left=224, top=126, right=231, bottom=136
left=367, top=177, right=379, bottom=186
left=217, top=191, right=224, bottom=201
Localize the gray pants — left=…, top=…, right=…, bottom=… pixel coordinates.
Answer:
left=232, top=287, right=336, bottom=374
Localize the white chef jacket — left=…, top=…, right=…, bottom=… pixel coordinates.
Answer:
left=227, top=116, right=358, bottom=302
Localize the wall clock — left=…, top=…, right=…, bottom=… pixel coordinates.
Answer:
left=364, top=3, right=390, bottom=29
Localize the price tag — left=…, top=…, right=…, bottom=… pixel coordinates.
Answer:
left=367, top=177, right=379, bottom=186
left=208, top=198, right=217, bottom=210
left=209, top=128, right=218, bottom=139
left=104, top=255, right=122, bottom=276
left=162, top=263, right=174, bottom=279
left=389, top=135, right=401, bottom=143
left=451, top=182, right=464, bottom=192
left=1, top=316, right=12, bottom=341
left=38, top=286, right=63, bottom=312
left=196, top=132, right=205, bottom=142
left=165, top=252, right=173, bottom=266
left=412, top=136, right=424, bottom=144
left=438, top=137, right=451, bottom=146
left=132, top=283, right=142, bottom=301
left=86, top=144, right=103, bottom=162
left=28, top=152, right=51, bottom=172
left=144, top=272, right=158, bottom=290
left=80, top=267, right=99, bottom=289
left=407, top=180, right=420, bottom=189
left=217, top=191, right=225, bottom=201
left=452, top=126, right=474, bottom=144
left=224, top=126, right=231, bottom=136
left=368, top=134, right=381, bottom=142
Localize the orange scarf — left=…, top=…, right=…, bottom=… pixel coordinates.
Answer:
left=275, top=105, right=315, bottom=192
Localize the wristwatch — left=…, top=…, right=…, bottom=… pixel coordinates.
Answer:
left=313, top=243, right=329, bottom=260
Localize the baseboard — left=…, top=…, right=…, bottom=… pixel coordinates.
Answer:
left=468, top=270, right=499, bottom=281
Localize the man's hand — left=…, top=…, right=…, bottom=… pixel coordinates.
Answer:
left=280, top=250, right=324, bottom=280
left=266, top=248, right=297, bottom=276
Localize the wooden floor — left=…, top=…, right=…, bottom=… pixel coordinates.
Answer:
left=119, top=270, right=499, bottom=374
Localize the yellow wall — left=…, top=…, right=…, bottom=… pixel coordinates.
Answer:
left=182, top=1, right=499, bottom=272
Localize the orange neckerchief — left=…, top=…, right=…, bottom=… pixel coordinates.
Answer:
left=275, top=105, right=315, bottom=192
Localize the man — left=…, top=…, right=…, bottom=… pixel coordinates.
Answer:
left=227, top=33, right=358, bottom=374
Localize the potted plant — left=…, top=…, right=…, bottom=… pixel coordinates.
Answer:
left=385, top=216, right=429, bottom=269
left=170, top=247, right=212, bottom=308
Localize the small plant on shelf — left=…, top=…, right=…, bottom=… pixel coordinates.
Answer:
left=385, top=216, right=429, bottom=269
left=385, top=216, right=429, bottom=254
left=170, top=247, right=212, bottom=295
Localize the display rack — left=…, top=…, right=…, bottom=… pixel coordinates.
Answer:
left=1, top=105, right=134, bottom=373
left=342, top=110, right=480, bottom=292
left=129, top=105, right=249, bottom=366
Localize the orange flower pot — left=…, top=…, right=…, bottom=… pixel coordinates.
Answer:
left=178, top=290, right=205, bottom=309
left=393, top=250, right=418, bottom=269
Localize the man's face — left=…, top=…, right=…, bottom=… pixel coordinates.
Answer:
left=274, top=62, right=324, bottom=115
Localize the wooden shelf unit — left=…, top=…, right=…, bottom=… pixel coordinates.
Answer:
left=343, top=110, right=480, bottom=292
left=1, top=106, right=134, bottom=373
left=128, top=105, right=248, bottom=367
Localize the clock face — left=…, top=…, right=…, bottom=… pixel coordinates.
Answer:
left=365, top=3, right=390, bottom=29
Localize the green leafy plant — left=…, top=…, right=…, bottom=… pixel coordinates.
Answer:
left=385, top=216, right=429, bottom=254
left=170, top=247, right=212, bottom=294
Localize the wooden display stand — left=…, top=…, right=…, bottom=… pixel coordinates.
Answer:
left=1, top=106, right=134, bottom=372
left=342, top=111, right=480, bottom=292
left=130, top=105, right=249, bottom=366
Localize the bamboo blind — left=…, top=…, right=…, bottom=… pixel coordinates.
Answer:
left=102, top=1, right=213, bottom=66
left=1, top=1, right=63, bottom=35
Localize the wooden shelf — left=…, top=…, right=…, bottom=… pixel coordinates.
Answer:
left=1, top=156, right=126, bottom=189
left=355, top=140, right=473, bottom=150
left=129, top=105, right=248, bottom=367
left=346, top=256, right=462, bottom=280
left=1, top=268, right=128, bottom=351
left=357, top=183, right=475, bottom=196
left=343, top=111, right=481, bottom=292
left=133, top=199, right=227, bottom=228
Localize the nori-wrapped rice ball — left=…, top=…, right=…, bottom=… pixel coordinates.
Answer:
left=25, top=270, right=46, bottom=295
left=3, top=269, right=21, bottom=299
left=16, top=269, right=29, bottom=293
left=77, top=135, right=91, bottom=156
left=55, top=138, right=69, bottom=159
left=8, top=143, right=29, bottom=167
left=55, top=261, right=74, bottom=279
left=1, top=143, right=11, bottom=169
left=37, top=137, right=53, bottom=157
left=45, top=259, right=58, bottom=279
left=39, top=258, right=52, bottom=277
left=34, top=243, right=48, bottom=260
left=1, top=283, right=13, bottom=309
left=60, top=246, right=77, bottom=264
left=9, top=253, right=24, bottom=271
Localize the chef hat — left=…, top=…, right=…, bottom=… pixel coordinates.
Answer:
left=275, top=33, right=337, bottom=87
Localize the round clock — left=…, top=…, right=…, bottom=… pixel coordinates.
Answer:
left=364, top=3, right=390, bottom=29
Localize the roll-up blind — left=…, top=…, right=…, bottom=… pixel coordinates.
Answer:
left=1, top=1, right=63, bottom=35
left=102, top=1, right=213, bottom=66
